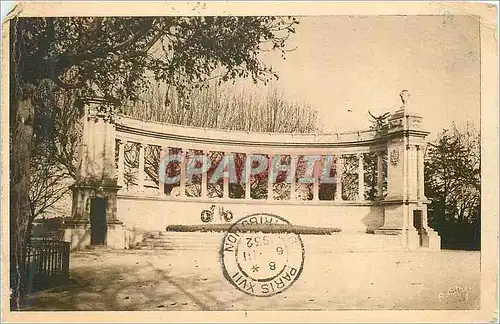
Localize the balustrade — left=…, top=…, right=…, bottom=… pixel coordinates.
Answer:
left=114, top=137, right=387, bottom=203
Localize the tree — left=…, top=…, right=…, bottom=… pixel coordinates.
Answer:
left=123, top=83, right=317, bottom=132
left=425, top=123, right=480, bottom=250
left=9, top=16, right=298, bottom=308
left=28, top=87, right=83, bottom=221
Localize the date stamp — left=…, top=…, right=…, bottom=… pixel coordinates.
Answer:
left=220, top=213, right=305, bottom=297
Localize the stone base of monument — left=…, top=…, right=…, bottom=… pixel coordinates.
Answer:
left=422, top=228, right=441, bottom=250
left=132, top=230, right=437, bottom=252
left=62, top=220, right=91, bottom=250
left=106, top=220, right=126, bottom=249
left=61, top=219, right=127, bottom=251
left=373, top=227, right=440, bottom=251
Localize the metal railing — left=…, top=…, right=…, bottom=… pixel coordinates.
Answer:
left=24, top=238, right=70, bottom=292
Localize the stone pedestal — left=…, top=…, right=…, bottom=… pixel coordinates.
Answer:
left=62, top=219, right=91, bottom=251
left=107, top=219, right=125, bottom=249
left=419, top=208, right=441, bottom=251
left=405, top=228, right=421, bottom=250
left=375, top=203, right=405, bottom=234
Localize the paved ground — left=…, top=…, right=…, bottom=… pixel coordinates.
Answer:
left=23, top=249, right=480, bottom=311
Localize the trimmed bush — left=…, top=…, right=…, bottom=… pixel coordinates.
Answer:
left=166, top=224, right=341, bottom=235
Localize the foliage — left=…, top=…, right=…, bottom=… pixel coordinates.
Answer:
left=363, top=151, right=387, bottom=200
left=28, top=87, right=83, bottom=224
left=12, top=16, right=298, bottom=104
left=425, top=123, right=480, bottom=250
left=166, top=224, right=342, bottom=235
left=122, top=83, right=318, bottom=133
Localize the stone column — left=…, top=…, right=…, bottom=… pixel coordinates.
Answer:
left=406, top=144, right=412, bottom=201
left=357, top=153, right=364, bottom=201
left=417, top=145, right=425, bottom=200
left=158, top=147, right=165, bottom=196
left=312, top=157, right=320, bottom=201
left=375, top=139, right=407, bottom=235
left=67, top=98, right=123, bottom=250
left=179, top=148, right=186, bottom=197
left=402, top=140, right=409, bottom=229
left=117, top=139, right=126, bottom=187
left=377, top=152, right=384, bottom=200
left=138, top=143, right=145, bottom=192
left=290, top=155, right=297, bottom=200
left=201, top=150, right=208, bottom=198
left=223, top=152, right=230, bottom=198
left=245, top=153, right=252, bottom=199
left=267, top=154, right=274, bottom=200
left=335, top=156, right=343, bottom=201
left=407, top=145, right=418, bottom=200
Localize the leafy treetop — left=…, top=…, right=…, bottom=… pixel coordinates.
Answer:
left=11, top=16, right=298, bottom=104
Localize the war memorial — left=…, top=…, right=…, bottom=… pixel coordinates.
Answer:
left=62, top=91, right=440, bottom=252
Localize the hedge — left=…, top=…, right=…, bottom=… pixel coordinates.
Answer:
left=165, top=224, right=342, bottom=235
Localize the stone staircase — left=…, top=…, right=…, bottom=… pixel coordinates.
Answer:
left=134, top=230, right=409, bottom=252
left=134, top=231, right=224, bottom=251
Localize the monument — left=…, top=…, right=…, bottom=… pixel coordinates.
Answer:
left=63, top=91, right=440, bottom=251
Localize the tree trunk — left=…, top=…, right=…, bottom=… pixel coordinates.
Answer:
left=9, top=91, right=34, bottom=309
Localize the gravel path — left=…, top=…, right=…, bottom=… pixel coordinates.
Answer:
left=23, top=249, right=480, bottom=311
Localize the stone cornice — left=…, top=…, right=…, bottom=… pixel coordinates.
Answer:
left=115, top=115, right=390, bottom=149
left=117, top=194, right=381, bottom=206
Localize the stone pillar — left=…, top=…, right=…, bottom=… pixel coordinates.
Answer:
left=138, top=143, right=146, bottom=192
left=417, top=145, right=425, bottom=200
left=290, top=155, right=297, bottom=200
left=377, top=152, right=384, bottom=200
left=313, top=157, right=320, bottom=201
left=179, top=148, right=187, bottom=197
left=357, top=153, right=364, bottom=201
left=267, top=154, right=274, bottom=200
left=375, top=102, right=411, bottom=237
left=117, top=139, right=126, bottom=187
left=223, top=152, right=230, bottom=198
left=407, top=144, right=419, bottom=201
left=67, top=97, right=123, bottom=250
left=335, top=156, right=343, bottom=201
left=158, top=147, right=166, bottom=196
left=201, top=150, right=208, bottom=198
left=245, top=153, right=252, bottom=199
left=375, top=90, right=440, bottom=250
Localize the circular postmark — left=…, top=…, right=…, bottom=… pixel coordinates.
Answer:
left=220, top=213, right=305, bottom=297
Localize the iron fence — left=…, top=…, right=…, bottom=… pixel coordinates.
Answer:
left=25, top=238, right=70, bottom=292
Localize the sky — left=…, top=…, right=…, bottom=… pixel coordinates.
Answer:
left=241, top=15, right=481, bottom=138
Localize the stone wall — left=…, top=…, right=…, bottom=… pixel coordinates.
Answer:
left=117, top=195, right=385, bottom=247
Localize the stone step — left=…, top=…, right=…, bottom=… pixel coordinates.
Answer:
left=134, top=245, right=175, bottom=250
left=134, top=230, right=407, bottom=252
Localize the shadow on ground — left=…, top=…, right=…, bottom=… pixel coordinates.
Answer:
left=21, top=250, right=480, bottom=311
